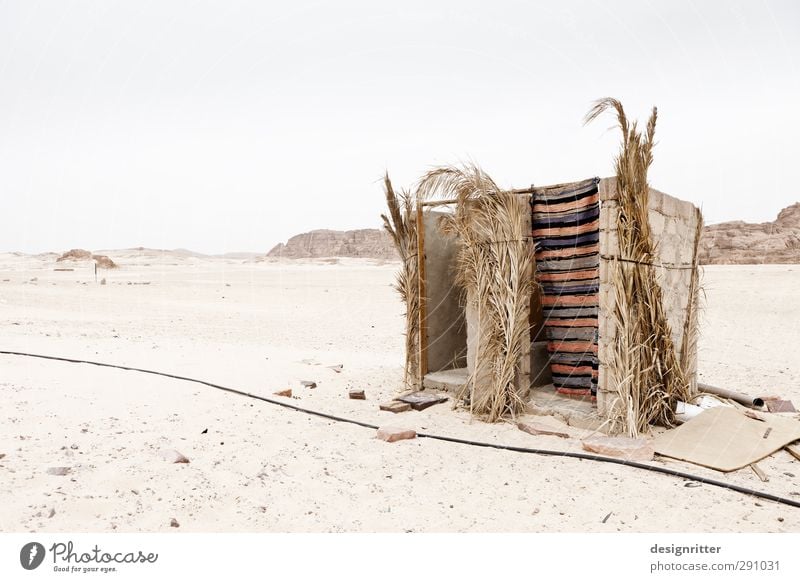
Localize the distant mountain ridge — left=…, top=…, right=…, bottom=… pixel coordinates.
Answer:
left=266, top=229, right=397, bottom=260
left=266, top=203, right=800, bottom=265
left=698, top=202, right=800, bottom=264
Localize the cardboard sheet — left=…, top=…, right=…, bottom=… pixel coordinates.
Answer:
left=652, top=406, right=800, bottom=472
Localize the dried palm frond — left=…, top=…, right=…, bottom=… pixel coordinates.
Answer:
left=417, top=164, right=532, bottom=422
left=380, top=173, right=420, bottom=388
left=585, top=98, right=695, bottom=435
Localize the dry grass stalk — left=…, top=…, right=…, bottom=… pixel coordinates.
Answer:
left=417, top=164, right=532, bottom=422
left=679, top=208, right=704, bottom=394
left=380, top=173, right=420, bottom=388
left=585, top=98, right=694, bottom=435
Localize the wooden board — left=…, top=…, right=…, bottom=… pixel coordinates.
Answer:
left=653, top=407, right=800, bottom=472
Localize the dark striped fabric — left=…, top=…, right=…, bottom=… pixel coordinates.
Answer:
left=531, top=178, right=600, bottom=396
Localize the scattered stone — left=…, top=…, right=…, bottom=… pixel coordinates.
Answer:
left=131, top=489, right=140, bottom=495
left=201, top=428, right=208, bottom=435
left=100, top=278, right=107, bottom=285
left=169, top=518, right=180, bottom=528
left=300, top=381, right=317, bottom=389
left=0, top=453, right=5, bottom=459
left=274, top=388, right=292, bottom=397
left=517, top=422, right=570, bottom=439
left=47, top=508, right=55, bottom=518
left=327, top=365, right=343, bottom=373
left=581, top=436, right=654, bottom=461
left=379, top=401, right=411, bottom=414
left=395, top=391, right=448, bottom=411
left=376, top=426, right=417, bottom=443
left=349, top=389, right=366, bottom=400
left=70, top=444, right=79, bottom=450
left=46, top=467, right=71, bottom=476
left=160, top=449, right=190, bottom=464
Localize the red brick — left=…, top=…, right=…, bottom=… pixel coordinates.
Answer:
left=376, top=426, right=416, bottom=443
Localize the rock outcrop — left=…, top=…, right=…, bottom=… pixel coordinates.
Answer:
left=267, top=229, right=396, bottom=260
left=698, top=203, right=800, bottom=264
left=56, top=249, right=119, bottom=269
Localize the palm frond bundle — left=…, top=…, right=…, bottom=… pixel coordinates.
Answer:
left=585, top=98, right=694, bottom=435
left=380, top=173, right=420, bottom=388
left=417, top=164, right=532, bottom=422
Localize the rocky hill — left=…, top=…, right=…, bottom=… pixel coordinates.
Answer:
left=57, top=248, right=118, bottom=269
left=267, top=229, right=397, bottom=260
left=265, top=203, right=800, bottom=264
left=699, top=202, right=800, bottom=264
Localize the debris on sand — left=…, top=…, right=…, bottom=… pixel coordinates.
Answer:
left=517, top=422, right=570, bottom=439
left=46, top=467, right=71, bottom=476
left=395, top=391, right=447, bottom=411
left=160, top=449, right=190, bottom=464
left=348, top=389, right=366, bottom=400
left=274, top=389, right=292, bottom=397
left=376, top=426, right=416, bottom=443
left=169, top=518, right=180, bottom=528
left=582, top=436, right=654, bottom=461
left=300, top=380, right=317, bottom=389
left=379, top=401, right=411, bottom=413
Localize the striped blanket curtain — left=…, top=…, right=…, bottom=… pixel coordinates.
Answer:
left=531, top=178, right=600, bottom=396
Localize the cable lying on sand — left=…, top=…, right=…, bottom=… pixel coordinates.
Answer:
left=2, top=349, right=799, bottom=510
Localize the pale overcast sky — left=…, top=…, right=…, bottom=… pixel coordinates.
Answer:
left=1, top=0, right=798, bottom=254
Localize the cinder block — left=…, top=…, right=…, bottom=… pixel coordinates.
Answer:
left=647, top=189, right=663, bottom=213
left=648, top=211, right=666, bottom=238
left=660, top=194, right=679, bottom=217
left=599, top=177, right=617, bottom=201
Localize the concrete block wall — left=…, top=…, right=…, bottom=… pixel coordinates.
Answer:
left=596, top=177, right=701, bottom=418
left=422, top=211, right=467, bottom=373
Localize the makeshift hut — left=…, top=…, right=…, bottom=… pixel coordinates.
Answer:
left=383, top=99, right=704, bottom=436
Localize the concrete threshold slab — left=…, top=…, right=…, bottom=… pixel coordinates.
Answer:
left=423, top=367, right=468, bottom=393
left=528, top=384, right=607, bottom=433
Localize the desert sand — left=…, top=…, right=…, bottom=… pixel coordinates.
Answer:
left=1, top=251, right=799, bottom=532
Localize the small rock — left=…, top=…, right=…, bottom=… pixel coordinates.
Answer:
left=517, top=422, right=570, bottom=439
left=70, top=444, right=79, bottom=450
left=131, top=489, right=140, bottom=495
left=169, top=518, right=180, bottom=528
left=376, top=426, right=416, bottom=443
left=379, top=401, right=411, bottom=413
left=100, top=278, right=106, bottom=285
left=0, top=453, right=5, bottom=459
left=274, top=388, right=292, bottom=397
left=47, top=508, right=55, bottom=518
left=160, top=449, right=190, bottom=464
left=300, top=381, right=317, bottom=389
left=201, top=428, right=208, bottom=434
left=46, top=467, right=71, bottom=476
left=349, top=389, right=366, bottom=400
left=581, top=436, right=654, bottom=461
left=327, top=365, right=343, bottom=373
